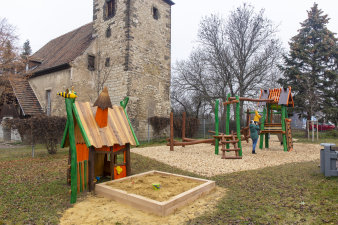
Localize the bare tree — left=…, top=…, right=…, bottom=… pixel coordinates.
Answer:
left=0, top=18, right=24, bottom=106
left=172, top=4, right=282, bottom=120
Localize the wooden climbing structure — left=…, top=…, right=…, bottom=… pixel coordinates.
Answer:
left=214, top=131, right=242, bottom=159
left=258, top=87, right=294, bottom=152
left=167, top=111, right=214, bottom=151
left=59, top=87, right=139, bottom=204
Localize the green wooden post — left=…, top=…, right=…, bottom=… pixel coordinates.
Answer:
left=120, top=97, right=139, bottom=146
left=281, top=105, right=288, bottom=152
left=259, top=107, right=266, bottom=149
left=265, top=104, right=270, bottom=148
left=65, top=98, right=77, bottom=204
left=215, top=99, right=219, bottom=155
left=226, top=94, right=230, bottom=150
left=235, top=96, right=242, bottom=156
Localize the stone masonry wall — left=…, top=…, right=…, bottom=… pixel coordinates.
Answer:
left=92, top=0, right=129, bottom=105
left=127, top=0, right=172, bottom=140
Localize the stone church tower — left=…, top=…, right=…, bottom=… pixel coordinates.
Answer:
left=92, top=0, right=174, bottom=140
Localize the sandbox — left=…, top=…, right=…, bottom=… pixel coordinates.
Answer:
left=95, top=170, right=215, bottom=216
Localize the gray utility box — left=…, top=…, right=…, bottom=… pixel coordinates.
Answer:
left=320, top=143, right=338, bottom=177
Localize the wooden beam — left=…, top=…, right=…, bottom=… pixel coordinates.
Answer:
left=182, top=112, right=186, bottom=147
left=126, top=144, right=131, bottom=176
left=228, top=97, right=274, bottom=103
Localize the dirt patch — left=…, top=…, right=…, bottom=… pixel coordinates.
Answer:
left=106, top=173, right=204, bottom=202
left=60, top=187, right=226, bottom=225
left=132, top=136, right=322, bottom=177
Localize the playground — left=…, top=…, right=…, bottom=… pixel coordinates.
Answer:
left=134, top=135, right=320, bottom=177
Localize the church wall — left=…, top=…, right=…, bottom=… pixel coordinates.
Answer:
left=126, top=0, right=172, bottom=140
left=92, top=0, right=129, bottom=105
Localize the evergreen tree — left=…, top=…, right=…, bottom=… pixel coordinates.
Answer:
left=279, top=3, right=338, bottom=124
left=22, top=39, right=32, bottom=56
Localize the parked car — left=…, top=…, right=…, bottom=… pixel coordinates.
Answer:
left=308, top=123, right=336, bottom=131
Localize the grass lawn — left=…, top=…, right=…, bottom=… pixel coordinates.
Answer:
left=0, top=143, right=337, bottom=224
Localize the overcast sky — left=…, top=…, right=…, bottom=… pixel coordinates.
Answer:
left=1, top=0, right=337, bottom=63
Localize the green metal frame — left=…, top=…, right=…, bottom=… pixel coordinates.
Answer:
left=235, top=96, right=242, bottom=156
left=259, top=107, right=267, bottom=149
left=265, top=104, right=271, bottom=148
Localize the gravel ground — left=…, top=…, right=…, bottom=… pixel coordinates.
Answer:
left=132, top=136, right=321, bottom=177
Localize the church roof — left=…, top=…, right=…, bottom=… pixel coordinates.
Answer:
left=30, top=22, right=94, bottom=76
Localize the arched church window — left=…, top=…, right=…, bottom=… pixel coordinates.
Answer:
left=105, top=0, right=116, bottom=19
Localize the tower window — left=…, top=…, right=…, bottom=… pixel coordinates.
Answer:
left=88, top=55, right=95, bottom=71
left=152, top=7, right=159, bottom=20
left=105, top=0, right=116, bottom=19
left=105, top=57, right=110, bottom=67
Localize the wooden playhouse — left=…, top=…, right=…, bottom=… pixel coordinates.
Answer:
left=59, top=87, right=138, bottom=203
left=258, top=86, right=294, bottom=152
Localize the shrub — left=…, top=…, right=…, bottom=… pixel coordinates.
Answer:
left=148, top=116, right=169, bottom=134
left=7, top=115, right=66, bottom=154
left=173, top=116, right=200, bottom=138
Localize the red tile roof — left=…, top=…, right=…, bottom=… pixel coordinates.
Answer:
left=9, top=75, right=43, bottom=116
left=30, top=23, right=94, bottom=76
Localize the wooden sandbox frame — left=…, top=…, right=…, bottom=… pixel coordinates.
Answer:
left=96, top=170, right=216, bottom=216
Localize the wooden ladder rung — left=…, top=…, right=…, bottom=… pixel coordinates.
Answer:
left=260, top=130, right=285, bottom=134
left=221, top=148, right=240, bottom=151
left=220, top=140, right=239, bottom=144
left=222, top=156, right=242, bottom=159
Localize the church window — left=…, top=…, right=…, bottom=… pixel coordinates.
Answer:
left=105, top=0, right=116, bottom=19
left=88, top=55, right=95, bottom=71
left=105, top=57, right=110, bottom=67
left=152, top=7, right=159, bottom=20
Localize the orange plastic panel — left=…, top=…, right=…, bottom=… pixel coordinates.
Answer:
left=76, top=144, right=90, bottom=162
left=114, top=165, right=127, bottom=179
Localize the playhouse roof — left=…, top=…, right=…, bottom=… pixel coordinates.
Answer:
left=258, top=87, right=294, bottom=107
left=62, top=101, right=136, bottom=148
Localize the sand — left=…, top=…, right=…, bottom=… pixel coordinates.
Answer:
left=60, top=187, right=226, bottom=225
left=106, top=173, right=203, bottom=202
left=60, top=136, right=322, bottom=224
left=132, top=136, right=321, bottom=177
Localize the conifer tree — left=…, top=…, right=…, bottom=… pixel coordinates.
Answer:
left=22, top=39, right=32, bottom=56
left=279, top=3, right=337, bottom=124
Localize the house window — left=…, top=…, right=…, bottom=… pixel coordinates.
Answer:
left=46, top=90, right=51, bottom=116
left=105, top=0, right=116, bottom=19
left=105, top=57, right=110, bottom=67
left=88, top=55, right=95, bottom=71
left=152, top=7, right=159, bottom=20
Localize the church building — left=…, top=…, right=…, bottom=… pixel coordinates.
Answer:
left=11, top=0, right=174, bottom=140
